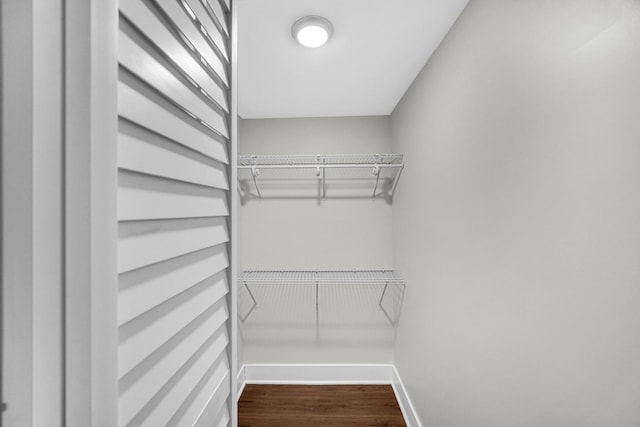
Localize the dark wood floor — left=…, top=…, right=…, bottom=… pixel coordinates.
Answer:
left=238, top=384, right=406, bottom=427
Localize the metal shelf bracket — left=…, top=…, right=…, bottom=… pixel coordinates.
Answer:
left=240, top=280, right=258, bottom=321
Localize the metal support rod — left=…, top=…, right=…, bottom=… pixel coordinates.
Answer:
left=315, top=281, right=320, bottom=341
left=378, top=281, right=397, bottom=325
left=240, top=282, right=258, bottom=321
left=378, top=281, right=389, bottom=307
left=322, top=166, right=326, bottom=198
left=250, top=166, right=262, bottom=198
left=372, top=165, right=381, bottom=197
left=379, top=303, right=396, bottom=326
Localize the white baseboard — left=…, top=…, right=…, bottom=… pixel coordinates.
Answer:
left=391, top=366, right=422, bottom=427
left=237, top=364, right=421, bottom=427
left=243, top=363, right=395, bottom=384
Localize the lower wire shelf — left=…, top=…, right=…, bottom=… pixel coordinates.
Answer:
left=238, top=270, right=405, bottom=325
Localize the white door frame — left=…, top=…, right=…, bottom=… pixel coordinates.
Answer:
left=2, top=0, right=118, bottom=425
left=64, top=0, right=118, bottom=425
left=2, top=0, right=66, bottom=425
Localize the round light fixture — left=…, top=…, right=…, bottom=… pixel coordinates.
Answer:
left=292, top=15, right=333, bottom=48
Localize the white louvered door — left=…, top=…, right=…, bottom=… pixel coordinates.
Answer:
left=117, top=0, right=234, bottom=425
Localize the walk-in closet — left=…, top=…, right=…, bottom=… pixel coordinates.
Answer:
left=233, top=0, right=640, bottom=425
left=2, top=0, right=640, bottom=426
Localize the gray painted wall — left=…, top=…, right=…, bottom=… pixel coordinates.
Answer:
left=391, top=0, right=640, bottom=426
left=239, top=116, right=396, bottom=364
left=239, top=116, right=393, bottom=271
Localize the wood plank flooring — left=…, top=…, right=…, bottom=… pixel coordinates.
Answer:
left=238, top=384, right=406, bottom=427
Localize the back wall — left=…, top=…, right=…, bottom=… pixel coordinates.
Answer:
left=238, top=116, right=396, bottom=364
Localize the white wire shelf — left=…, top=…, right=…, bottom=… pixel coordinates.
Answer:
left=238, top=154, right=403, bottom=166
left=238, top=270, right=405, bottom=285
left=238, top=270, right=405, bottom=325
left=237, top=154, right=404, bottom=200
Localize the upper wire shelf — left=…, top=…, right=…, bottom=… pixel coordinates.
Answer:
left=237, top=154, right=404, bottom=201
left=238, top=154, right=403, bottom=166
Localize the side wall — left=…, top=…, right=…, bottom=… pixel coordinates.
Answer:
left=239, top=116, right=395, bottom=364
left=391, top=1, right=640, bottom=426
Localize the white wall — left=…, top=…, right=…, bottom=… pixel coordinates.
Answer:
left=239, top=116, right=396, bottom=364
left=239, top=116, right=393, bottom=270
left=391, top=1, right=640, bottom=426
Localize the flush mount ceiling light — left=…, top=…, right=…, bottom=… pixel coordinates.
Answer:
left=292, top=15, right=333, bottom=48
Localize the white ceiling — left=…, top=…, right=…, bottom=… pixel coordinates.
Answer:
left=237, top=0, right=469, bottom=119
